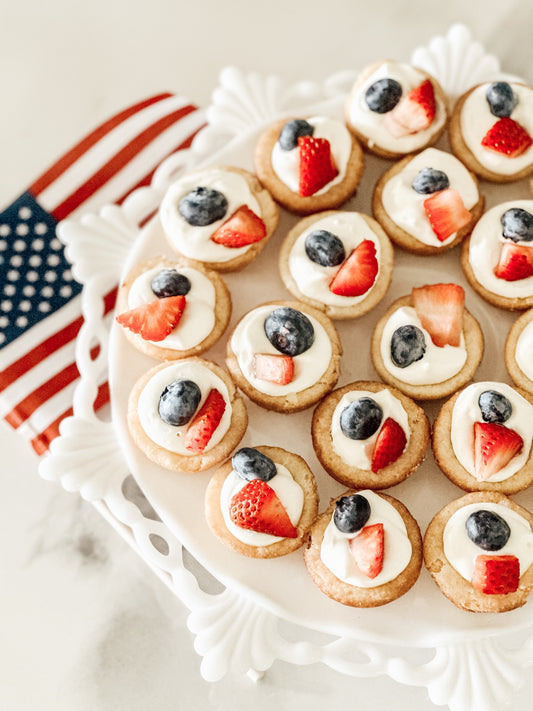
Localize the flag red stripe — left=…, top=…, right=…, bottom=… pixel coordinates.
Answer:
left=50, top=104, right=199, bottom=221
left=29, top=93, right=173, bottom=196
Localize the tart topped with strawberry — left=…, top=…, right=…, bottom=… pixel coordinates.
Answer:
left=254, top=115, right=364, bottom=215
left=159, top=166, right=279, bottom=271
left=345, top=60, right=448, bottom=159
left=449, top=81, right=533, bottom=182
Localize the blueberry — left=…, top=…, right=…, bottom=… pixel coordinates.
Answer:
left=333, top=494, right=371, bottom=534
left=466, top=509, right=511, bottom=551
left=279, top=119, right=314, bottom=151
left=232, top=447, right=277, bottom=482
left=365, top=78, right=402, bottom=114
left=390, top=325, right=426, bottom=368
left=485, top=82, right=518, bottom=118
left=501, top=208, right=533, bottom=243
left=264, top=307, right=315, bottom=356
left=151, top=268, right=191, bottom=298
left=478, top=390, right=513, bottom=424
left=304, top=229, right=346, bottom=267
left=178, top=187, right=228, bottom=226
left=340, top=397, right=383, bottom=440
left=158, top=379, right=201, bottom=426
left=412, top=167, right=450, bottom=195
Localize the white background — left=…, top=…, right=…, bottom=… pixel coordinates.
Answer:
left=2, top=2, right=533, bottom=709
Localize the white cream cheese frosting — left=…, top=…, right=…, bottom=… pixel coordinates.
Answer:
left=516, top=319, right=533, bottom=381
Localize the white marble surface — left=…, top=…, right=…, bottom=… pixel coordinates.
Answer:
left=3, top=2, right=533, bottom=709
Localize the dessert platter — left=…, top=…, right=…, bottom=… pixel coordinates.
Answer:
left=40, top=24, right=533, bottom=711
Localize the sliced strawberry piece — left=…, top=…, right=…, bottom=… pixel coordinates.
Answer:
left=253, top=353, right=294, bottom=385
left=423, top=188, right=472, bottom=242
left=116, top=295, right=186, bottom=341
left=481, top=117, right=533, bottom=158
left=349, top=523, right=384, bottom=579
left=210, top=204, right=266, bottom=248
left=298, top=135, right=338, bottom=197
left=229, top=478, right=298, bottom=538
left=184, top=388, right=226, bottom=453
left=471, top=554, right=520, bottom=595
left=473, top=422, right=523, bottom=481
left=383, top=79, right=436, bottom=137
left=494, top=242, right=533, bottom=281
left=411, top=283, right=465, bottom=348
left=329, top=239, right=378, bottom=297
left=370, top=417, right=407, bottom=473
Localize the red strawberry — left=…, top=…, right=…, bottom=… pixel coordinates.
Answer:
left=494, top=242, right=533, bottom=281
left=298, top=135, right=338, bottom=197
left=411, top=283, right=465, bottom=348
left=481, top=117, right=533, bottom=158
left=184, top=388, right=226, bottom=453
left=473, top=422, right=523, bottom=481
left=349, top=523, right=384, bottom=579
left=370, top=417, right=407, bottom=473
left=116, top=295, right=186, bottom=341
left=211, top=205, right=266, bottom=248
left=383, top=79, right=436, bottom=137
left=253, top=353, right=294, bottom=385
left=423, top=188, right=472, bottom=242
left=329, top=239, right=378, bottom=297
left=471, top=554, right=520, bottom=595
left=229, top=478, right=298, bottom=538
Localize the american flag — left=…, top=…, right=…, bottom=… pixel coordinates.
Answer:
left=0, top=92, right=205, bottom=455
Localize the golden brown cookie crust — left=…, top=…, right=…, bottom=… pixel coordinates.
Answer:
left=116, top=255, right=232, bottom=360
left=423, top=491, right=533, bottom=613
left=225, top=300, right=343, bottom=413
left=278, top=211, right=394, bottom=319
left=372, top=154, right=485, bottom=255
left=127, top=358, right=248, bottom=473
left=311, top=381, right=430, bottom=489
left=505, top=308, right=533, bottom=395
left=304, top=491, right=423, bottom=607
left=370, top=293, right=484, bottom=400
left=205, top=445, right=319, bottom=559
left=163, top=166, right=279, bottom=272
left=254, top=117, right=364, bottom=216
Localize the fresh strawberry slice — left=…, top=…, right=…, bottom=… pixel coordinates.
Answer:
left=253, top=353, right=294, bottom=385
left=471, top=554, right=520, bottom=595
left=370, top=417, right=407, bottom=473
left=298, top=135, right=338, bottom=197
left=423, top=188, right=472, bottom=242
left=494, top=242, right=533, bottom=281
left=115, top=295, right=186, bottom=341
left=349, top=523, right=384, bottom=579
left=229, top=478, right=298, bottom=538
left=473, top=422, right=523, bottom=481
left=329, top=239, right=378, bottom=297
left=184, top=388, right=226, bottom=453
left=211, top=204, right=266, bottom=248
left=411, top=282, right=465, bottom=348
left=383, top=79, right=436, bottom=137
left=481, top=117, right=533, bottom=158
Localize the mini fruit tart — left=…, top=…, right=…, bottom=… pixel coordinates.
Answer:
left=254, top=115, right=364, bottom=215
left=205, top=445, right=319, bottom=559
left=345, top=60, right=448, bottom=159
left=115, top=256, right=231, bottom=360
left=372, top=147, right=484, bottom=255
left=424, top=491, right=533, bottom=613
left=304, top=489, right=423, bottom=608
left=449, top=81, right=533, bottom=182
left=279, top=210, right=393, bottom=319
left=505, top=307, right=533, bottom=395
left=432, top=381, right=533, bottom=495
left=159, top=165, right=279, bottom=272
left=127, top=358, right=247, bottom=472
left=312, top=381, right=430, bottom=490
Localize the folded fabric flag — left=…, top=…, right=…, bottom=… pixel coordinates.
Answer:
left=0, top=93, right=205, bottom=455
